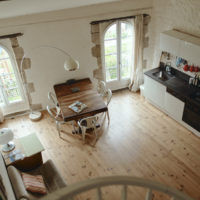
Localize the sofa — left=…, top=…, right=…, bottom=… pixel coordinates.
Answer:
left=0, top=153, right=67, bottom=200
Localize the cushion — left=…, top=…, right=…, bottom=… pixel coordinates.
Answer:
left=21, top=173, right=47, bottom=195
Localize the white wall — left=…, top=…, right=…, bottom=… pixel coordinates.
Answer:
left=151, top=0, right=200, bottom=68
left=0, top=0, right=153, bottom=110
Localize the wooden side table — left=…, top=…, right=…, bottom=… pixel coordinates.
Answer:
left=1, top=133, right=44, bottom=171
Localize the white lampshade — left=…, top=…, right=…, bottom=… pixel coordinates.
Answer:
left=0, top=128, right=15, bottom=152
left=64, top=58, right=79, bottom=71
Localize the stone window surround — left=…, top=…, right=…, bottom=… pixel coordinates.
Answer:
left=91, top=14, right=151, bottom=82
left=9, top=37, right=42, bottom=112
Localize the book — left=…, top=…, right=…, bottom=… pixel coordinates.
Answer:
left=6, top=149, right=25, bottom=162
left=68, top=101, right=87, bottom=113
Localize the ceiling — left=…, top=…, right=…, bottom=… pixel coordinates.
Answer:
left=0, top=0, right=121, bottom=19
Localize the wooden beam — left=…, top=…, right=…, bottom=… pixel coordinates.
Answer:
left=90, top=14, right=149, bottom=25
left=0, top=33, right=23, bottom=40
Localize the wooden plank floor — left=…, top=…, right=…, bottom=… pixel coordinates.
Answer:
left=2, top=90, right=200, bottom=199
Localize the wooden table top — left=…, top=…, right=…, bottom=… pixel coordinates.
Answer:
left=54, top=78, right=108, bottom=122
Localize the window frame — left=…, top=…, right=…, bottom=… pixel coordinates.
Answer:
left=0, top=44, right=26, bottom=106
left=102, top=20, right=134, bottom=83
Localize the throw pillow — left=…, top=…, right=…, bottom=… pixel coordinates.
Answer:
left=21, top=173, right=47, bottom=195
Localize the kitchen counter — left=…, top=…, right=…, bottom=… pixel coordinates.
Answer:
left=144, top=65, right=200, bottom=107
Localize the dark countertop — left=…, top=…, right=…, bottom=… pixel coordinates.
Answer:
left=144, top=66, right=200, bottom=107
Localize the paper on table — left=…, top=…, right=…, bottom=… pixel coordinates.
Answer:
left=68, top=101, right=87, bottom=113
left=19, top=133, right=44, bottom=157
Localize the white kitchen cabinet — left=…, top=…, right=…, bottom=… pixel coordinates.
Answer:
left=144, top=75, right=185, bottom=123
left=164, top=92, right=185, bottom=122
left=160, top=32, right=180, bottom=56
left=179, top=41, right=200, bottom=64
left=160, top=30, right=200, bottom=65
left=144, top=75, right=166, bottom=109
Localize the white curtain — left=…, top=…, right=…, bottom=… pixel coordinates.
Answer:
left=0, top=93, right=5, bottom=123
left=0, top=106, right=5, bottom=123
left=129, top=15, right=144, bottom=92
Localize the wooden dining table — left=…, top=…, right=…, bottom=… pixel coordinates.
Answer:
left=54, top=78, right=108, bottom=122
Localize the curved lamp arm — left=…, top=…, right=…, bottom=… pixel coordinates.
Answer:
left=20, top=45, right=79, bottom=73
left=19, top=45, right=79, bottom=120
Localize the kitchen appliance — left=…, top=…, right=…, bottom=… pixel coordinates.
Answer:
left=182, top=97, right=200, bottom=132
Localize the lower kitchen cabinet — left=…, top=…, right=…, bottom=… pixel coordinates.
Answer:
left=144, top=75, right=184, bottom=123
left=144, top=75, right=166, bottom=110
left=164, top=92, right=185, bottom=122
left=144, top=71, right=200, bottom=137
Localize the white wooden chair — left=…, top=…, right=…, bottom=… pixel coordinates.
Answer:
left=48, top=91, right=61, bottom=118
left=42, top=176, right=194, bottom=200
left=46, top=105, right=65, bottom=138
left=106, top=88, right=112, bottom=106
left=78, top=116, right=99, bottom=143
left=47, top=105, right=77, bottom=138
left=97, top=81, right=107, bottom=97
left=104, top=88, right=112, bottom=123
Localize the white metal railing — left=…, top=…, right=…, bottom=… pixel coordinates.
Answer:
left=42, top=176, right=194, bottom=200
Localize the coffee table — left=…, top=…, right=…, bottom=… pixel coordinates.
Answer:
left=1, top=133, right=44, bottom=170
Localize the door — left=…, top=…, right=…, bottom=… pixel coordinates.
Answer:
left=103, top=21, right=134, bottom=90
left=0, top=45, right=29, bottom=115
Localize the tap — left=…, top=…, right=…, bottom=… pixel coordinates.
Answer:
left=189, top=75, right=199, bottom=86
left=166, top=66, right=171, bottom=73
left=158, top=71, right=163, bottom=78
left=189, top=77, right=194, bottom=85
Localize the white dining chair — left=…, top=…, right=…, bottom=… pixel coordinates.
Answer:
left=46, top=105, right=65, bottom=138
left=48, top=91, right=61, bottom=118
left=106, top=88, right=112, bottom=106
left=78, top=116, right=99, bottom=143
left=97, top=81, right=107, bottom=97
left=105, top=88, right=112, bottom=123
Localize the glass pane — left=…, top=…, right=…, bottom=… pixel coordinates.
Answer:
left=105, top=54, right=117, bottom=69
left=105, top=54, right=117, bottom=81
left=104, top=24, right=117, bottom=40
left=104, top=23, right=118, bottom=82
left=120, top=22, right=133, bottom=79
left=104, top=40, right=117, bottom=55
left=106, top=68, right=117, bottom=82
left=0, top=48, right=9, bottom=59
left=121, top=54, right=132, bottom=78
left=0, top=47, right=22, bottom=103
left=121, top=22, right=133, bottom=38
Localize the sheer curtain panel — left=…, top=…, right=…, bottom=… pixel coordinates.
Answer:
left=129, top=15, right=144, bottom=92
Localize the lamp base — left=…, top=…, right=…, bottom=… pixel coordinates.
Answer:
left=29, top=111, right=42, bottom=121
left=2, top=141, right=15, bottom=152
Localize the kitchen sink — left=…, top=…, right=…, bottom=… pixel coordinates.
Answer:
left=152, top=71, right=174, bottom=82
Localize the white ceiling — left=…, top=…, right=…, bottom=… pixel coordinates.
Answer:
left=0, top=0, right=121, bottom=19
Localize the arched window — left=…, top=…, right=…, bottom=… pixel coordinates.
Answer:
left=0, top=46, right=23, bottom=105
left=103, top=21, right=134, bottom=88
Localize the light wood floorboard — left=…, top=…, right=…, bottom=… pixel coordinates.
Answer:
left=2, top=90, right=200, bottom=200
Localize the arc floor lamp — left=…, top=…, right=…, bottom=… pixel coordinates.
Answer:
left=20, top=45, right=79, bottom=121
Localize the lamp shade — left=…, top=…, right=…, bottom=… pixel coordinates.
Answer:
left=0, top=128, right=14, bottom=144
left=64, top=58, right=79, bottom=71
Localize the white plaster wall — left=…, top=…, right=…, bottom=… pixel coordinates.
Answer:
left=151, top=0, right=200, bottom=68
left=0, top=0, right=153, bottom=110
left=19, top=19, right=93, bottom=109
